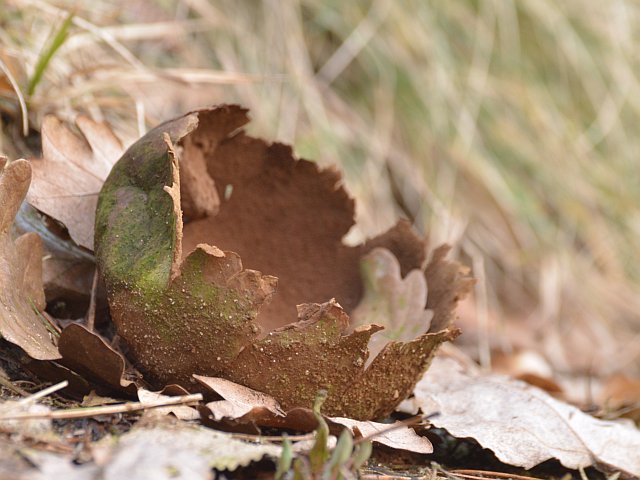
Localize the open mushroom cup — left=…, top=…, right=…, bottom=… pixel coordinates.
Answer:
left=95, top=105, right=473, bottom=420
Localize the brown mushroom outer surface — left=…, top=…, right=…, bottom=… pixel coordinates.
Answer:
left=95, top=105, right=472, bottom=419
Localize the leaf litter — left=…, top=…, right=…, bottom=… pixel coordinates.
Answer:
left=0, top=108, right=472, bottom=475
left=0, top=158, right=60, bottom=360
left=21, top=421, right=283, bottom=480
left=27, top=115, right=124, bottom=250
left=400, top=353, right=640, bottom=478
left=14, top=114, right=125, bottom=318
left=3, top=104, right=637, bottom=478
left=195, top=373, right=433, bottom=455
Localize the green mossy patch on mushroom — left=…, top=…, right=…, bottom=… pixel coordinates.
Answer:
left=95, top=112, right=199, bottom=291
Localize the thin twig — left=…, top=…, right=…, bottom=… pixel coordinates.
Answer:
left=17, top=380, right=68, bottom=405
left=85, top=267, right=99, bottom=331
left=1, top=393, right=203, bottom=421
left=451, top=469, right=542, bottom=480
left=352, top=414, right=432, bottom=445
left=231, top=432, right=316, bottom=443
left=0, top=376, right=30, bottom=397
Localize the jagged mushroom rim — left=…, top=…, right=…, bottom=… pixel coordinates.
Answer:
left=94, top=104, right=473, bottom=419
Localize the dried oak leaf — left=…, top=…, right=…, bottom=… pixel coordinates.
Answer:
left=196, top=373, right=433, bottom=454
left=350, top=247, right=434, bottom=365
left=91, top=423, right=282, bottom=475
left=15, top=202, right=95, bottom=308
left=27, top=115, right=124, bottom=250
left=0, top=159, right=60, bottom=360
left=402, top=355, right=640, bottom=478
left=137, top=388, right=200, bottom=420
left=194, top=374, right=285, bottom=420
left=57, top=323, right=139, bottom=396
left=25, top=324, right=143, bottom=398
left=95, top=104, right=473, bottom=420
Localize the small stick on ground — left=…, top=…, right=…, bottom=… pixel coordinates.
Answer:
left=0, top=393, right=203, bottom=421
left=17, top=380, right=68, bottom=405
left=85, top=267, right=99, bottom=331
left=353, top=414, right=435, bottom=445
left=451, top=469, right=542, bottom=480
left=231, top=432, right=316, bottom=443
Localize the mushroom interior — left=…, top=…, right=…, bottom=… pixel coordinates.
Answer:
left=179, top=108, right=427, bottom=331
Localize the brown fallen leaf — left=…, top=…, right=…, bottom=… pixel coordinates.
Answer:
left=491, top=349, right=563, bottom=395
left=81, top=391, right=122, bottom=407
left=401, top=354, right=640, bottom=478
left=137, top=388, right=200, bottom=421
left=600, top=375, right=640, bottom=423
left=94, top=104, right=473, bottom=420
left=196, top=373, right=433, bottom=454
left=194, top=374, right=285, bottom=420
left=57, top=323, right=140, bottom=396
left=27, top=115, right=124, bottom=250
left=22, top=358, right=91, bottom=399
left=0, top=158, right=60, bottom=360
left=13, top=202, right=96, bottom=314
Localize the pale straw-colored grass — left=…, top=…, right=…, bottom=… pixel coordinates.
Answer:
left=1, top=0, right=639, bottom=378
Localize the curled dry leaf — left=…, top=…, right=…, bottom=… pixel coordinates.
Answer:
left=22, top=358, right=91, bottom=399
left=402, top=355, right=640, bottom=478
left=14, top=202, right=95, bottom=306
left=196, top=374, right=432, bottom=454
left=23, top=324, right=141, bottom=400
left=329, top=417, right=432, bottom=454
left=57, top=323, right=139, bottom=395
left=95, top=104, right=473, bottom=420
left=351, top=247, right=434, bottom=365
left=27, top=115, right=124, bottom=250
left=0, top=158, right=60, bottom=360
left=194, top=374, right=285, bottom=420
left=137, top=388, right=200, bottom=420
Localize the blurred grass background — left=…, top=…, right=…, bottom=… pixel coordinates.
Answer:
left=1, top=0, right=640, bottom=379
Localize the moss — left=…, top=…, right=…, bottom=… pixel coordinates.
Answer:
left=95, top=112, right=199, bottom=291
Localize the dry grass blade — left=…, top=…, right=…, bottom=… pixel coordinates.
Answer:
left=17, top=0, right=146, bottom=70
left=0, top=56, right=28, bottom=136
left=0, top=2, right=639, bottom=477
left=85, top=268, right=99, bottom=331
